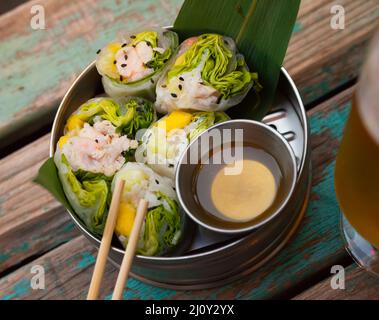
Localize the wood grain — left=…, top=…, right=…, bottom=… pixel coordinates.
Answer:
left=0, top=0, right=183, bottom=148
left=1, top=0, right=378, bottom=148
left=0, top=236, right=117, bottom=300
left=0, top=135, right=79, bottom=274
left=294, top=265, right=379, bottom=300
left=0, top=85, right=356, bottom=299
left=285, top=0, right=379, bottom=104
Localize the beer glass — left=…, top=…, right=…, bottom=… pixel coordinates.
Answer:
left=334, top=30, right=379, bottom=277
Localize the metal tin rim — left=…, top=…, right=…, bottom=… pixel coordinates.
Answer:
left=175, top=119, right=298, bottom=234
left=50, top=64, right=309, bottom=262
left=127, top=168, right=311, bottom=290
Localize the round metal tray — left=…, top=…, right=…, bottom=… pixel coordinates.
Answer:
left=51, top=62, right=311, bottom=290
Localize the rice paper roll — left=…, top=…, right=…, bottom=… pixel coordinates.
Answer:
left=54, top=149, right=111, bottom=235
left=112, top=162, right=182, bottom=256
left=155, top=33, right=262, bottom=113
left=54, top=96, right=155, bottom=235
left=96, top=28, right=179, bottom=99
left=135, top=110, right=229, bottom=178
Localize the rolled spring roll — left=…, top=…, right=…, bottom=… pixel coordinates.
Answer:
left=96, top=28, right=178, bottom=99
left=54, top=97, right=155, bottom=235
left=135, top=110, right=229, bottom=179
left=112, top=162, right=182, bottom=256
left=155, top=33, right=262, bottom=113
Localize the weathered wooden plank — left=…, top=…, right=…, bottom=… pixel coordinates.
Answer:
left=0, top=236, right=112, bottom=300
left=285, top=0, right=379, bottom=104
left=0, top=0, right=28, bottom=15
left=0, top=0, right=183, bottom=148
left=0, top=135, right=79, bottom=274
left=294, top=265, right=379, bottom=300
left=1, top=0, right=378, bottom=148
left=0, top=86, right=355, bottom=299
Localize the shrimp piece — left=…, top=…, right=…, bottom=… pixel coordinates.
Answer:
left=115, top=41, right=156, bottom=82
left=62, top=120, right=138, bottom=176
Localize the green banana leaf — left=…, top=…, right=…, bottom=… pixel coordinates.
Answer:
left=34, top=157, right=73, bottom=212
left=173, top=0, right=300, bottom=120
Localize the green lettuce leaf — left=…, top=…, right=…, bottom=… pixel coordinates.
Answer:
left=138, top=192, right=181, bottom=256
left=75, top=97, right=155, bottom=138
left=56, top=154, right=110, bottom=236
left=131, top=31, right=178, bottom=73
left=167, top=34, right=261, bottom=100
left=145, top=47, right=172, bottom=71
left=121, top=97, right=155, bottom=138
left=130, top=31, right=159, bottom=47
left=188, top=111, right=230, bottom=140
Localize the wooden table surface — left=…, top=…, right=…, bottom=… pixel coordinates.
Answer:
left=1, top=0, right=379, bottom=300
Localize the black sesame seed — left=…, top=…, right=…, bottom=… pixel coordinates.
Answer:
left=121, top=63, right=127, bottom=68
left=173, top=187, right=176, bottom=191
left=124, top=54, right=128, bottom=60
left=178, top=84, right=182, bottom=90
left=179, top=77, right=184, bottom=81
left=130, top=35, right=136, bottom=39
left=96, top=49, right=101, bottom=54
left=146, top=41, right=151, bottom=47
left=171, top=93, right=177, bottom=98
left=121, top=43, right=127, bottom=47
left=120, top=75, right=123, bottom=81
left=168, top=164, right=174, bottom=168
left=150, top=78, right=154, bottom=84
left=95, top=139, right=99, bottom=143
left=157, top=196, right=162, bottom=200
left=132, top=44, right=136, bottom=48
left=163, top=59, right=168, bottom=63
left=199, top=82, right=204, bottom=85
left=161, top=84, right=167, bottom=88
left=155, top=179, right=160, bottom=184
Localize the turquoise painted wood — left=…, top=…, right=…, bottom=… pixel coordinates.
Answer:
left=1, top=0, right=378, bottom=148
left=0, top=87, right=354, bottom=300
left=0, top=135, right=79, bottom=274
left=0, top=0, right=183, bottom=147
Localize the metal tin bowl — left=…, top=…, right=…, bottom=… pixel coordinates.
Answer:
left=176, top=120, right=298, bottom=234
left=50, top=61, right=311, bottom=289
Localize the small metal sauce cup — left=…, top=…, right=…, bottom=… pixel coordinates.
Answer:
left=176, top=119, right=298, bottom=234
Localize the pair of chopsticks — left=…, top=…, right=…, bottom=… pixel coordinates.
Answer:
left=87, top=179, right=148, bottom=300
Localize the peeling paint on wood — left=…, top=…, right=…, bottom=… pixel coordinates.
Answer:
left=0, top=0, right=183, bottom=147
left=1, top=0, right=378, bottom=148
left=0, top=135, right=79, bottom=274
left=294, top=265, right=379, bottom=300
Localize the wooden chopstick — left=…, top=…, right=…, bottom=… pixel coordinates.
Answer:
left=112, top=199, right=148, bottom=300
left=87, top=179, right=125, bottom=300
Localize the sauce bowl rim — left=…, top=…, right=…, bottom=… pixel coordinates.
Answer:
left=175, top=119, right=298, bottom=234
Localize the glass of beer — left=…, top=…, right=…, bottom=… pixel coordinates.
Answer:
left=334, top=30, right=379, bottom=277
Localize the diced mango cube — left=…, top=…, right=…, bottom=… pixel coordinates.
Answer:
left=66, top=115, right=84, bottom=132
left=157, top=110, right=193, bottom=132
left=58, top=136, right=70, bottom=149
left=115, top=202, right=136, bottom=237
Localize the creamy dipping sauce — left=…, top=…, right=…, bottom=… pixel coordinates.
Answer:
left=194, top=144, right=282, bottom=223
